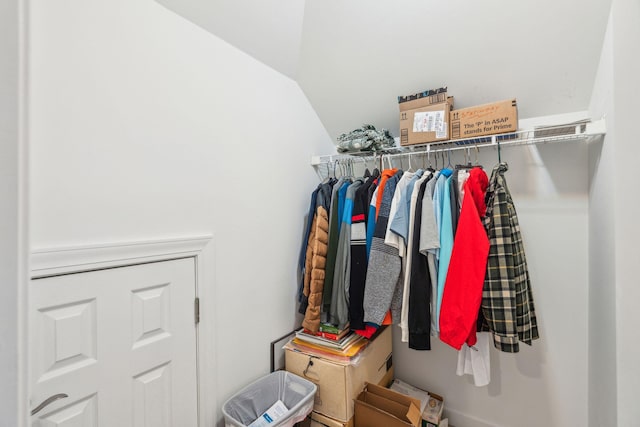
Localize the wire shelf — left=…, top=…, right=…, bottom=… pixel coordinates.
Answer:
left=310, top=118, right=606, bottom=167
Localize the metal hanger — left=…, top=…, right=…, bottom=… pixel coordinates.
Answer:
left=407, top=152, right=414, bottom=172
left=455, top=146, right=477, bottom=170
left=427, top=147, right=435, bottom=172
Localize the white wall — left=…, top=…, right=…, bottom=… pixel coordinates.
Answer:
left=27, top=0, right=334, bottom=425
left=0, top=0, right=23, bottom=425
left=25, top=1, right=638, bottom=426
left=587, top=9, right=617, bottom=427
left=298, top=0, right=612, bottom=140
left=155, top=0, right=305, bottom=79
left=611, top=0, right=640, bottom=423
left=392, top=141, right=590, bottom=427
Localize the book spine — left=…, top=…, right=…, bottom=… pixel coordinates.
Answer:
left=303, top=329, right=343, bottom=341
left=315, top=331, right=341, bottom=341
left=318, top=324, right=342, bottom=334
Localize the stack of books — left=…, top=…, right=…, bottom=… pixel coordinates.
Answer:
left=287, top=323, right=369, bottom=361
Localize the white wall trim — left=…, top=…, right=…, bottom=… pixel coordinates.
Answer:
left=31, top=235, right=212, bottom=278
left=29, top=235, right=216, bottom=427
left=18, top=0, right=29, bottom=423
left=445, top=407, right=505, bottom=427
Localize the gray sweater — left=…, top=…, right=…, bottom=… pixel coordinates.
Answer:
left=363, top=171, right=403, bottom=325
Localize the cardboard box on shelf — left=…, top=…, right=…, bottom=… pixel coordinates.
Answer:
left=399, top=94, right=454, bottom=146
left=450, top=98, right=518, bottom=140
left=285, top=326, right=393, bottom=422
left=354, top=382, right=422, bottom=427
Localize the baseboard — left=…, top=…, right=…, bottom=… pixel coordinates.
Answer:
left=445, top=407, right=503, bottom=427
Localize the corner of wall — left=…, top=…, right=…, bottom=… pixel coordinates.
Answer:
left=586, top=3, right=617, bottom=426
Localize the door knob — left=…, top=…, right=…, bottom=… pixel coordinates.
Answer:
left=31, top=393, right=68, bottom=416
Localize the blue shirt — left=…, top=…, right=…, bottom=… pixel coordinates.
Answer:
left=389, top=169, right=424, bottom=246
left=435, top=174, right=455, bottom=332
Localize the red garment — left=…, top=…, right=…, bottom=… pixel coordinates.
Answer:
left=439, top=168, right=490, bottom=350
left=354, top=324, right=378, bottom=339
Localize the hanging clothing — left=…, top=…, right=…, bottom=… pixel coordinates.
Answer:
left=301, top=182, right=333, bottom=332
left=322, top=178, right=350, bottom=316
left=420, top=172, right=440, bottom=336
left=363, top=170, right=404, bottom=326
left=456, top=332, right=491, bottom=387
left=432, top=168, right=452, bottom=258
left=298, top=184, right=320, bottom=309
left=349, top=173, right=379, bottom=330
left=365, top=187, right=378, bottom=258
left=386, top=171, right=421, bottom=324
left=448, top=172, right=461, bottom=237
left=375, top=168, right=399, bottom=220
left=480, top=163, right=539, bottom=352
left=330, top=179, right=364, bottom=329
left=398, top=172, right=431, bottom=341
left=439, top=167, right=490, bottom=350
left=435, top=172, right=455, bottom=334
left=389, top=169, right=425, bottom=249
left=385, top=171, right=417, bottom=254
left=406, top=174, right=433, bottom=350
left=451, top=169, right=470, bottom=236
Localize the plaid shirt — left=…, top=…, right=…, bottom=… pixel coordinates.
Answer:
left=480, top=163, right=539, bottom=352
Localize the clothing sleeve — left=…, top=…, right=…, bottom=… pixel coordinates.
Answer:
left=407, top=181, right=431, bottom=350
left=364, top=178, right=402, bottom=326
left=508, top=201, right=540, bottom=347
left=298, top=188, right=319, bottom=303
left=329, top=188, right=358, bottom=330
left=366, top=188, right=379, bottom=257
left=384, top=183, right=404, bottom=251
left=438, top=189, right=490, bottom=350
left=322, top=188, right=342, bottom=313
left=419, top=190, right=440, bottom=256
left=349, top=187, right=369, bottom=330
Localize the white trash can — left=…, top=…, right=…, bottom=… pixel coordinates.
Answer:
left=222, top=370, right=317, bottom=427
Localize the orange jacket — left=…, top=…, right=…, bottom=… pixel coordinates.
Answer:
left=302, top=205, right=330, bottom=332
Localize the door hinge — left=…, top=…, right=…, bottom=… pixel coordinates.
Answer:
left=194, top=297, right=200, bottom=324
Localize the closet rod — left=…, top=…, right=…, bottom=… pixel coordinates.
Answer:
left=311, top=118, right=606, bottom=167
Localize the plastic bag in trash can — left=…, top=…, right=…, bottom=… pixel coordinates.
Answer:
left=222, top=371, right=317, bottom=427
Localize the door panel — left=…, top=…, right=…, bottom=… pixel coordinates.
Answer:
left=133, top=363, right=172, bottom=427
left=36, top=298, right=97, bottom=383
left=39, top=395, right=97, bottom=427
left=30, top=258, right=198, bottom=426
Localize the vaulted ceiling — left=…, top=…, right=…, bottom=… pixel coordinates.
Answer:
left=156, top=0, right=612, bottom=141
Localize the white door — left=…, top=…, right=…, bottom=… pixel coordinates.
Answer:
left=29, top=257, right=199, bottom=426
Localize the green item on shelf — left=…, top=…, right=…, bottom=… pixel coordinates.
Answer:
left=336, top=124, right=395, bottom=153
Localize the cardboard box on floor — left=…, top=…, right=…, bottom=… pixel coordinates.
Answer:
left=389, top=379, right=444, bottom=427
left=354, top=382, right=422, bottom=427
left=307, top=411, right=355, bottom=427
left=421, top=390, right=445, bottom=427
left=285, top=326, right=393, bottom=422
left=450, top=98, right=518, bottom=140
left=399, top=94, right=454, bottom=146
